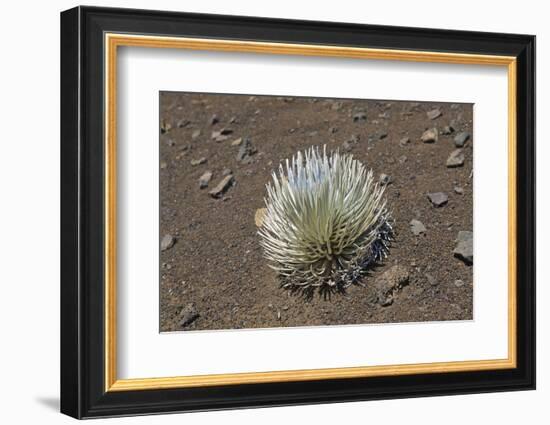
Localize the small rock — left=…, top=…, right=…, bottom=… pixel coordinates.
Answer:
left=454, top=132, right=470, bottom=147
left=211, top=128, right=233, bottom=142
left=425, top=273, right=438, bottom=286
left=378, top=112, right=390, bottom=119
left=210, top=114, right=219, bottom=125
left=209, top=175, right=234, bottom=198
left=353, top=111, right=367, bottom=122
left=421, top=128, right=438, bottom=143
left=427, top=108, right=442, bottom=120
left=236, top=138, right=257, bottom=163
left=375, top=265, right=410, bottom=306
left=199, top=171, right=213, bottom=189
left=410, top=219, right=426, bottom=236
left=399, top=136, right=410, bottom=146
left=177, top=119, right=190, bottom=128
left=441, top=125, right=455, bottom=135
left=454, top=279, right=465, bottom=287
left=192, top=130, right=201, bottom=140
left=221, top=167, right=232, bottom=177
left=446, top=149, right=465, bottom=168
left=329, top=126, right=338, bottom=134
left=398, top=155, right=408, bottom=164
left=427, top=192, right=448, bottom=207
left=454, top=186, right=464, bottom=195
left=229, top=116, right=237, bottom=124
left=378, top=131, right=388, bottom=140
left=160, top=234, right=176, bottom=251
left=255, top=208, right=267, bottom=227
left=190, top=157, right=207, bottom=166
left=342, top=141, right=353, bottom=152
left=231, top=137, right=243, bottom=146
left=379, top=174, right=392, bottom=186
left=178, top=303, right=199, bottom=328
left=165, top=138, right=175, bottom=147
left=160, top=161, right=167, bottom=169
left=453, top=231, right=473, bottom=265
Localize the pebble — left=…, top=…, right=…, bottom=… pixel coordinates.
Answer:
left=160, top=161, right=167, bottom=169
left=211, top=128, right=233, bottom=142
left=231, top=137, right=243, bottom=146
left=454, top=132, right=470, bottom=147
left=210, top=114, right=219, bottom=125
left=198, top=171, right=213, bottom=189
left=192, top=130, right=201, bottom=140
left=453, top=230, right=473, bottom=265
left=441, top=125, right=455, bottom=135
left=454, top=279, right=465, bottom=287
left=160, top=234, right=176, bottom=251
left=178, top=303, right=199, bottom=328
left=421, top=128, right=438, bottom=143
left=190, top=157, right=207, bottom=166
left=209, top=175, right=234, bottom=198
left=425, top=273, right=438, bottom=286
left=255, top=208, right=267, bottom=227
left=426, top=108, right=442, bottom=120
left=353, top=111, right=367, bottom=122
left=378, top=131, right=388, bottom=140
left=236, top=138, right=257, bottom=163
left=427, top=192, right=448, bottom=207
left=221, top=167, right=232, bottom=177
left=454, top=186, right=464, bottom=194
left=379, top=174, right=392, bottom=186
left=399, top=136, right=410, bottom=146
left=165, top=138, right=175, bottom=147
left=446, top=149, right=465, bottom=167
left=398, top=155, right=408, bottom=164
left=177, top=119, right=190, bottom=128
left=375, top=265, right=410, bottom=306
left=410, top=219, right=427, bottom=236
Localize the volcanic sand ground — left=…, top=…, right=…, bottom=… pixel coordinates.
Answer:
left=159, top=92, right=473, bottom=332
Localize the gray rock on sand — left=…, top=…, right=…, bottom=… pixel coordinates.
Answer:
left=352, top=111, right=367, bottom=122
left=446, top=149, right=465, bottom=167
left=236, top=138, right=257, bottom=163
left=441, top=125, right=455, bottom=135
left=454, top=132, right=470, bottom=147
left=209, top=175, right=234, bottom=198
left=426, top=108, right=442, bottom=120
left=160, top=234, right=176, bottom=251
left=375, top=265, right=410, bottom=307
left=453, top=230, right=473, bottom=265
left=190, top=157, right=207, bottom=166
left=427, top=192, right=448, bottom=207
left=410, top=219, right=427, bottom=236
left=178, top=303, right=199, bottom=328
left=421, top=128, right=438, bottom=143
left=379, top=174, right=392, bottom=186
left=198, top=171, right=213, bottom=189
left=211, top=128, right=233, bottom=142
left=399, top=136, right=410, bottom=146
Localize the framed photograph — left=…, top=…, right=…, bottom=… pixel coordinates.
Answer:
left=60, top=6, right=535, bottom=419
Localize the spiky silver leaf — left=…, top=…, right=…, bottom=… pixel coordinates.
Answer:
left=258, top=146, right=392, bottom=295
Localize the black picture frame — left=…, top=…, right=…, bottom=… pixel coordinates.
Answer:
left=61, top=5, right=536, bottom=419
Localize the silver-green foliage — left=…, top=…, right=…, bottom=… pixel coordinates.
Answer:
left=258, top=146, right=392, bottom=294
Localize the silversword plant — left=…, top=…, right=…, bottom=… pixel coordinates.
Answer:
left=258, top=146, right=392, bottom=296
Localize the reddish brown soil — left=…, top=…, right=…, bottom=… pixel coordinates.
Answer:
left=159, top=92, right=473, bottom=332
